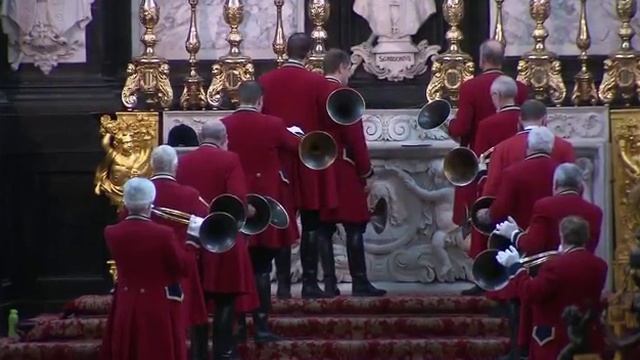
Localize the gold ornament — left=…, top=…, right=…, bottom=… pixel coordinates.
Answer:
left=493, top=0, right=506, bottom=47
left=94, top=112, right=159, bottom=206
left=598, top=0, right=640, bottom=106
left=426, top=0, right=475, bottom=104
left=571, top=0, right=598, bottom=106
left=273, top=0, right=287, bottom=67
left=306, top=0, right=330, bottom=74
left=516, top=0, right=566, bottom=106
left=107, top=260, right=118, bottom=284
left=121, top=0, right=173, bottom=110
left=180, top=0, right=207, bottom=110
left=206, top=0, right=255, bottom=109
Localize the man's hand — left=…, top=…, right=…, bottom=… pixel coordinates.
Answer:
left=187, top=215, right=204, bottom=237
left=247, top=204, right=257, bottom=218
left=496, top=246, right=521, bottom=267
left=494, top=216, right=520, bottom=240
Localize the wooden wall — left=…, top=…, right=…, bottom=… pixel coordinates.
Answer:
left=0, top=0, right=606, bottom=326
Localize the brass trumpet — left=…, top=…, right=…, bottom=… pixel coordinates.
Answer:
left=442, top=146, right=493, bottom=187
left=151, top=206, right=238, bottom=253
left=469, top=196, right=497, bottom=236
left=472, top=249, right=559, bottom=291
left=299, top=131, right=338, bottom=170
left=210, top=193, right=290, bottom=234
left=326, top=88, right=366, bottom=126
left=416, top=99, right=452, bottom=131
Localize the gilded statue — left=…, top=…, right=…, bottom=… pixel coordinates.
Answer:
left=94, top=113, right=158, bottom=206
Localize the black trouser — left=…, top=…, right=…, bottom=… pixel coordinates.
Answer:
left=207, top=293, right=236, bottom=360
left=247, top=246, right=281, bottom=342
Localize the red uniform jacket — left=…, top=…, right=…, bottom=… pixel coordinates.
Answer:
left=319, top=77, right=373, bottom=224
left=102, top=217, right=189, bottom=360
left=483, top=128, right=576, bottom=197
left=511, top=247, right=607, bottom=360
left=489, top=153, right=559, bottom=228
left=176, top=145, right=256, bottom=298
left=222, top=108, right=300, bottom=249
left=259, top=59, right=338, bottom=211
left=515, top=191, right=603, bottom=255
left=474, top=106, right=521, bottom=156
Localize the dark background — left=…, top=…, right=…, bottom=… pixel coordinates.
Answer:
left=0, top=0, right=606, bottom=327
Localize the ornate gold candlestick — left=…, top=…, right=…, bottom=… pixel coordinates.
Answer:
left=516, top=0, right=566, bottom=106
left=107, top=260, right=118, bottom=283
left=426, top=0, right=475, bottom=104
left=598, top=0, right=640, bottom=106
left=306, top=0, right=330, bottom=74
left=571, top=0, right=598, bottom=106
left=273, top=0, right=287, bottom=67
left=121, top=0, right=173, bottom=110
left=180, top=0, right=207, bottom=110
left=206, top=0, right=255, bottom=108
left=493, top=0, right=506, bottom=47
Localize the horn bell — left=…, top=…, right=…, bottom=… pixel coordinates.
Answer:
left=299, top=131, right=338, bottom=170
left=210, top=194, right=247, bottom=229
left=470, top=196, right=497, bottom=236
left=443, top=147, right=480, bottom=186
left=370, top=197, right=388, bottom=234
left=199, top=212, right=239, bottom=253
left=243, top=194, right=272, bottom=235
left=326, top=88, right=366, bottom=126
left=417, top=99, right=452, bottom=130
left=265, top=196, right=290, bottom=229
left=472, top=249, right=509, bottom=291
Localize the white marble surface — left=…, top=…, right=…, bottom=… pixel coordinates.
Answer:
left=131, top=0, right=305, bottom=60
left=491, top=0, right=640, bottom=56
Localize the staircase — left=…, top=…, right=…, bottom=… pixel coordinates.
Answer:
left=0, top=294, right=510, bottom=360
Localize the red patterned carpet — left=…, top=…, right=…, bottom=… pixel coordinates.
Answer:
left=0, top=294, right=510, bottom=360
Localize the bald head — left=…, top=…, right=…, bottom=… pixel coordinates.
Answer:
left=479, top=40, right=504, bottom=70
left=200, top=120, right=228, bottom=148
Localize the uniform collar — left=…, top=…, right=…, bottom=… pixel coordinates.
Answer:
left=235, top=105, right=259, bottom=113
left=283, top=59, right=306, bottom=69
left=150, top=174, right=176, bottom=181
left=557, top=189, right=580, bottom=196
left=125, top=214, right=151, bottom=221
left=525, top=152, right=551, bottom=160
left=564, top=246, right=586, bottom=254
left=517, top=125, right=540, bottom=135
left=499, top=105, right=520, bottom=113
left=325, top=75, right=342, bottom=84
left=482, top=68, right=503, bottom=75
left=200, top=142, right=220, bottom=149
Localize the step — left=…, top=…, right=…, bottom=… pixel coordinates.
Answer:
left=63, top=294, right=497, bottom=316
left=24, top=315, right=508, bottom=341
left=0, top=337, right=510, bottom=360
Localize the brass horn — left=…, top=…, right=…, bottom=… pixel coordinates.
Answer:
left=264, top=196, right=290, bottom=229
left=443, top=147, right=480, bottom=186
left=370, top=197, right=388, bottom=234
left=472, top=249, right=559, bottom=291
left=244, top=194, right=272, bottom=235
left=299, top=131, right=338, bottom=170
left=209, top=194, right=246, bottom=229
left=469, top=196, right=497, bottom=236
left=326, top=88, right=366, bottom=126
left=417, top=99, right=452, bottom=131
left=487, top=231, right=512, bottom=252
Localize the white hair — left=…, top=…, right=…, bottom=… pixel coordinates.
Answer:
left=491, top=75, right=517, bottom=99
left=151, top=145, right=178, bottom=175
left=123, top=177, right=156, bottom=214
left=200, top=119, right=227, bottom=144
left=527, top=127, right=554, bottom=154
left=553, top=163, right=583, bottom=190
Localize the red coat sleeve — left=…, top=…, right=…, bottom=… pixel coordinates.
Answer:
left=342, top=121, right=373, bottom=178
left=226, top=154, right=249, bottom=200
left=515, top=202, right=553, bottom=255
left=488, top=168, right=515, bottom=222
left=277, top=120, right=301, bottom=153
left=474, top=124, right=490, bottom=156
left=512, top=260, right=560, bottom=304
left=448, top=82, right=473, bottom=145
left=162, top=229, right=189, bottom=278
left=482, top=144, right=505, bottom=196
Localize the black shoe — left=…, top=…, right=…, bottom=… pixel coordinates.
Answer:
left=275, top=247, right=292, bottom=299
left=190, top=324, right=209, bottom=360
left=345, top=230, right=386, bottom=297
left=318, top=226, right=340, bottom=298
left=300, top=230, right=329, bottom=299
left=212, top=295, right=236, bottom=360
left=253, top=273, right=282, bottom=343
left=461, top=285, right=485, bottom=296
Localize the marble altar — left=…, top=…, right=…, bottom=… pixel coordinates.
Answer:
left=162, top=107, right=611, bottom=285
left=491, top=0, right=640, bottom=56
left=130, top=0, right=305, bottom=60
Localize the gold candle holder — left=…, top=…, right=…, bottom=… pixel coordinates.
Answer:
left=306, top=0, right=330, bottom=74
left=180, top=0, right=207, bottom=110
left=571, top=0, right=598, bottom=106
left=206, top=0, right=255, bottom=109
left=598, top=0, right=640, bottom=106
left=107, top=260, right=118, bottom=284
left=493, top=0, right=506, bottom=47
left=516, top=0, right=566, bottom=106
left=426, top=0, right=475, bottom=104
left=273, top=0, right=287, bottom=67
left=121, top=0, right=174, bottom=110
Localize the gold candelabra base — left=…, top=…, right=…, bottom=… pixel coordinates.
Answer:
left=206, top=55, right=255, bottom=109
left=598, top=54, right=640, bottom=106
left=121, top=57, right=174, bottom=110
left=181, top=75, right=207, bottom=110
left=426, top=53, right=475, bottom=104
left=107, top=260, right=118, bottom=284
left=572, top=69, right=598, bottom=106
left=516, top=52, right=566, bottom=106
left=306, top=55, right=325, bottom=75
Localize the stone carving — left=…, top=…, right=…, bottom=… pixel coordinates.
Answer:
left=131, top=0, right=305, bottom=60
left=350, top=0, right=440, bottom=81
left=493, top=0, right=640, bottom=56
left=546, top=112, right=605, bottom=139
left=0, top=0, right=95, bottom=74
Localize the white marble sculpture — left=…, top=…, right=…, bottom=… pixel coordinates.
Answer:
left=0, top=0, right=95, bottom=74
left=351, top=0, right=440, bottom=81
left=131, top=0, right=305, bottom=60
left=493, top=0, right=640, bottom=56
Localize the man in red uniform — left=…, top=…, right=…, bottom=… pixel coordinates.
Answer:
left=316, top=49, right=386, bottom=297
left=448, top=40, right=528, bottom=240
left=176, top=120, right=257, bottom=359
left=102, top=178, right=189, bottom=360
left=259, top=32, right=338, bottom=298
left=496, top=216, right=607, bottom=360
left=222, top=81, right=300, bottom=342
left=149, top=145, right=209, bottom=359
